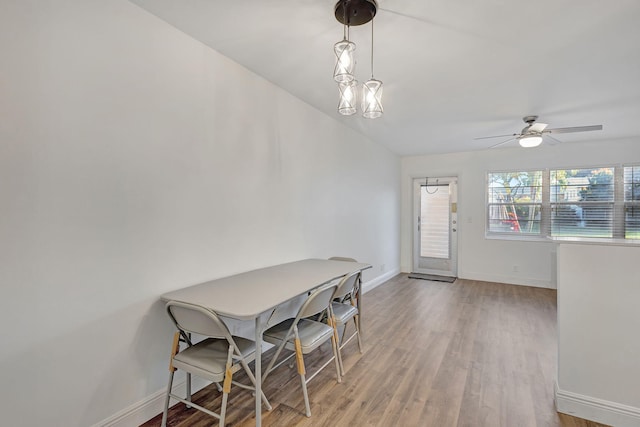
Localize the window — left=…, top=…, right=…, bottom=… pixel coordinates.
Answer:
left=486, top=165, right=640, bottom=242
left=487, top=171, right=543, bottom=235
left=550, top=168, right=614, bottom=238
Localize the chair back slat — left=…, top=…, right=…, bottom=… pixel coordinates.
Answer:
left=298, top=284, right=337, bottom=319
left=334, top=271, right=360, bottom=301
left=166, top=301, right=230, bottom=340
left=266, top=295, right=305, bottom=328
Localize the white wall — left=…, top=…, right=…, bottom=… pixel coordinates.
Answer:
left=401, top=138, right=640, bottom=288
left=556, top=244, right=640, bottom=426
left=0, top=1, right=400, bottom=426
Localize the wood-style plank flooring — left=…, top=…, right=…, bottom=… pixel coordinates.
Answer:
left=141, top=275, right=608, bottom=427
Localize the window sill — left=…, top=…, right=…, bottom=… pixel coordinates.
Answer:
left=485, top=233, right=640, bottom=247
left=549, top=236, right=640, bottom=247
left=485, top=233, right=552, bottom=243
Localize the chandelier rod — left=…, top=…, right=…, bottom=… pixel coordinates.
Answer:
left=370, top=17, right=374, bottom=77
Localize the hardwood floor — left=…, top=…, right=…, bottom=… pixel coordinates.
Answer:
left=141, top=275, right=608, bottom=427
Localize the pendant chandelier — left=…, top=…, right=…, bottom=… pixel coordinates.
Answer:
left=333, top=0, right=383, bottom=119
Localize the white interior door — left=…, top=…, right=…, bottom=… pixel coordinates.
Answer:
left=413, top=177, right=458, bottom=277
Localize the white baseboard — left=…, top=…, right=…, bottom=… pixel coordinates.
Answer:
left=459, top=271, right=556, bottom=289
left=401, top=267, right=555, bottom=289
left=362, top=268, right=400, bottom=294
left=93, top=377, right=210, bottom=427
left=555, top=383, right=640, bottom=427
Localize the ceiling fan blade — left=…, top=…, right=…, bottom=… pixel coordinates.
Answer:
left=545, top=135, right=563, bottom=145
left=529, top=123, right=548, bottom=132
left=545, top=125, right=603, bottom=134
left=474, top=133, right=518, bottom=140
left=489, top=137, right=516, bottom=149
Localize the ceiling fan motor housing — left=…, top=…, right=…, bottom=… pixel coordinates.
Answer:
left=522, top=115, right=537, bottom=134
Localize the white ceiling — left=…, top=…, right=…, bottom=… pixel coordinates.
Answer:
left=130, top=0, right=640, bottom=156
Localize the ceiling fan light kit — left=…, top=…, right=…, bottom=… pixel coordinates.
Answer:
left=517, top=116, right=545, bottom=147
left=476, top=115, right=603, bottom=149
left=333, top=0, right=383, bottom=119
left=518, top=135, right=543, bottom=148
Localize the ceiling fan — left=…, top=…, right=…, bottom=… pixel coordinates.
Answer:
left=475, top=116, right=603, bottom=148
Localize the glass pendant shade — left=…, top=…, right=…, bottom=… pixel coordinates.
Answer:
left=338, top=80, right=358, bottom=115
left=362, top=78, right=383, bottom=118
left=518, top=135, right=543, bottom=147
left=333, top=39, right=356, bottom=83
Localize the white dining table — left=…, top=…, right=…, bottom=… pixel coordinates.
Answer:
left=160, top=258, right=371, bottom=426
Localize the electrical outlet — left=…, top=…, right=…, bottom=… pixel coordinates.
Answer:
left=380, top=263, right=386, bottom=272
left=513, top=265, right=519, bottom=272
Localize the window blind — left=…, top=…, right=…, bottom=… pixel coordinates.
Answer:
left=486, top=165, right=640, bottom=241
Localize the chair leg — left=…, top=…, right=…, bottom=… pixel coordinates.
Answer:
left=328, top=316, right=343, bottom=382
left=300, top=372, right=311, bottom=417
left=262, top=338, right=288, bottom=383
left=162, top=332, right=180, bottom=427
left=337, top=322, right=347, bottom=376
left=186, top=373, right=192, bottom=407
left=185, top=333, right=192, bottom=407
left=220, top=390, right=229, bottom=427
left=220, top=357, right=234, bottom=427
left=355, top=315, right=363, bottom=353
left=294, top=338, right=312, bottom=417
left=239, top=359, right=272, bottom=410
left=161, top=371, right=174, bottom=427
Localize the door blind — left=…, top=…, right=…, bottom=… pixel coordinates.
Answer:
left=420, top=185, right=450, bottom=259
